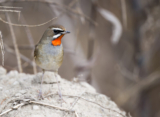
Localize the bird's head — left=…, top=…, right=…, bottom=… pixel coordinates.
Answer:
left=42, top=25, right=70, bottom=46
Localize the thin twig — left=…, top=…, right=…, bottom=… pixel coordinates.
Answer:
left=30, top=101, right=74, bottom=112
left=0, top=6, right=22, bottom=9
left=53, top=0, right=78, bottom=22
left=0, top=31, right=5, bottom=66
left=0, top=97, right=16, bottom=114
left=0, top=0, right=97, bottom=26
left=69, top=95, right=80, bottom=110
left=37, top=0, right=98, bottom=25
left=6, top=14, right=23, bottom=73
left=63, top=92, right=83, bottom=117
left=45, top=93, right=126, bottom=117
left=121, top=0, right=127, bottom=28
left=75, top=111, right=79, bottom=117
left=66, top=94, right=126, bottom=117
left=0, top=9, right=21, bottom=13
left=0, top=98, right=76, bottom=116
left=0, top=17, right=57, bottom=27
left=0, top=108, right=12, bottom=116
left=0, top=93, right=126, bottom=117
left=0, top=9, right=21, bottom=21
left=0, top=100, right=26, bottom=116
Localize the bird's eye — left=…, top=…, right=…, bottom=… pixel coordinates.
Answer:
left=54, top=30, right=63, bottom=34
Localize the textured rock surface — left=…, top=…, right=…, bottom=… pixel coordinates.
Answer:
left=0, top=66, right=128, bottom=117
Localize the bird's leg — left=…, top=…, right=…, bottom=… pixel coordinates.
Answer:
left=55, top=72, right=62, bottom=98
left=55, top=71, right=65, bottom=104
left=38, top=69, right=45, bottom=100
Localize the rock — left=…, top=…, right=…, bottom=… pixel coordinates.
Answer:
left=33, top=105, right=40, bottom=110
left=7, top=70, right=18, bottom=78
left=15, top=93, right=22, bottom=97
left=0, top=68, right=129, bottom=117
left=0, top=87, right=3, bottom=91
left=19, top=90, right=27, bottom=94
left=0, top=66, right=6, bottom=75
left=13, top=81, right=19, bottom=85
left=5, top=90, right=9, bottom=94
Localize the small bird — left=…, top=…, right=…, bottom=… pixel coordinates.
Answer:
left=34, top=25, right=70, bottom=99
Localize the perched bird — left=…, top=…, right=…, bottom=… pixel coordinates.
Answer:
left=34, top=25, right=70, bottom=99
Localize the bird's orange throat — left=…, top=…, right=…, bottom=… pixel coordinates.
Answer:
left=52, top=34, right=64, bottom=46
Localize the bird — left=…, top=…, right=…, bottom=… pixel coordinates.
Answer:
left=34, top=25, right=70, bottom=99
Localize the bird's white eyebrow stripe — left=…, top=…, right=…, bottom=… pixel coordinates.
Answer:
left=52, top=28, right=63, bottom=31
left=53, top=34, right=61, bottom=39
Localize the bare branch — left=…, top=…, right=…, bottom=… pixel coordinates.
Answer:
left=0, top=17, right=57, bottom=27
left=0, top=0, right=97, bottom=26
left=0, top=9, right=21, bottom=13
left=97, top=7, right=122, bottom=44
left=63, top=92, right=83, bottom=117
left=121, top=0, right=127, bottom=28
left=0, top=9, right=21, bottom=20
left=0, top=108, right=12, bottom=116
left=75, top=111, right=79, bottom=117
left=0, top=6, right=22, bottom=9
left=0, top=98, right=75, bottom=116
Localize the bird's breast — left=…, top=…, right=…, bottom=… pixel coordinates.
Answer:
left=35, top=43, right=63, bottom=71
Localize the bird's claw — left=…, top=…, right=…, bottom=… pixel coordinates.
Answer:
left=38, top=90, right=44, bottom=100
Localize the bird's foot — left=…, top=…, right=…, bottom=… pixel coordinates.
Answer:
left=57, top=92, right=66, bottom=106
left=38, top=90, right=44, bottom=100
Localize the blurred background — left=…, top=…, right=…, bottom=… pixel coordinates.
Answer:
left=0, top=0, right=160, bottom=117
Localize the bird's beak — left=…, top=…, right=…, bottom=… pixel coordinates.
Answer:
left=61, top=31, right=70, bottom=34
